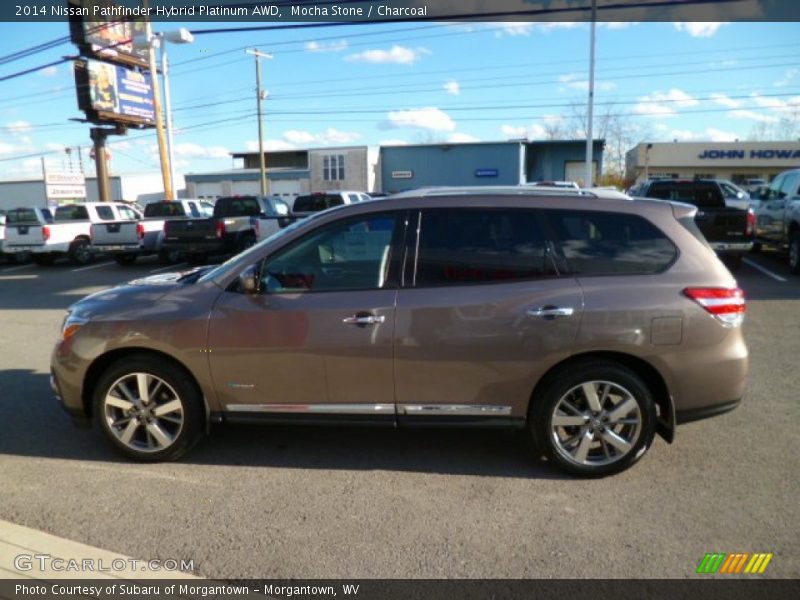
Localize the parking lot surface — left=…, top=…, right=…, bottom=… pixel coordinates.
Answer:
left=0, top=252, right=798, bottom=578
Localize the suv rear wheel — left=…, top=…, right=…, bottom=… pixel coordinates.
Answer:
left=68, top=238, right=92, bottom=265
left=529, top=361, right=657, bottom=477
left=93, top=356, right=205, bottom=461
left=789, top=231, right=800, bottom=275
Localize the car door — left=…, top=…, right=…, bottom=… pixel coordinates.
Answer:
left=758, top=174, right=787, bottom=242
left=207, top=211, right=404, bottom=419
left=393, top=206, right=583, bottom=422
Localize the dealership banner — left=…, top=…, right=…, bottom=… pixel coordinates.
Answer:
left=75, top=58, right=155, bottom=126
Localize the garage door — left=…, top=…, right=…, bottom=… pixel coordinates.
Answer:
left=564, top=161, right=598, bottom=187
left=270, top=180, right=302, bottom=204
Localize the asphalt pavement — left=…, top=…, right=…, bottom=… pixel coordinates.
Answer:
left=0, top=250, right=798, bottom=579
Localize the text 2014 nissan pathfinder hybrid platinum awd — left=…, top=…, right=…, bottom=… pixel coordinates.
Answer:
left=50, top=188, right=748, bottom=477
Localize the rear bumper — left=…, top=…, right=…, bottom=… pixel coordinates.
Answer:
left=709, top=241, right=753, bottom=254
left=676, top=399, right=740, bottom=424
left=92, top=243, right=141, bottom=254
left=161, top=240, right=230, bottom=254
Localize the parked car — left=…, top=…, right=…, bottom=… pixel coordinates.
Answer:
left=639, top=179, right=754, bottom=269
left=51, top=186, right=748, bottom=477
left=714, top=179, right=751, bottom=210
left=0, top=213, right=6, bottom=258
left=161, top=195, right=290, bottom=264
left=91, top=199, right=213, bottom=265
left=291, top=191, right=368, bottom=218
left=743, top=178, right=767, bottom=193
left=752, top=168, right=800, bottom=273
left=1, top=206, right=55, bottom=263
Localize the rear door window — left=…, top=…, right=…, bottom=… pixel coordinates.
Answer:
left=547, top=210, right=677, bottom=276
left=414, top=208, right=555, bottom=287
left=144, top=202, right=185, bottom=218
left=55, top=205, right=90, bottom=221
left=7, top=208, right=39, bottom=224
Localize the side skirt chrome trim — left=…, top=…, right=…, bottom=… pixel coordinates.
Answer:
left=226, top=403, right=395, bottom=415
left=398, top=404, right=512, bottom=417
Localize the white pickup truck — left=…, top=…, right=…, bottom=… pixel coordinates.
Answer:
left=3, top=202, right=136, bottom=266
left=90, top=199, right=213, bottom=265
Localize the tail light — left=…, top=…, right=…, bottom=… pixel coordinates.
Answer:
left=683, top=287, right=745, bottom=327
left=216, top=220, right=226, bottom=239
left=746, top=208, right=756, bottom=236
left=136, top=223, right=145, bottom=240
left=42, top=225, right=50, bottom=241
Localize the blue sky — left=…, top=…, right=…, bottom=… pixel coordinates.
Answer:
left=0, top=20, right=798, bottom=178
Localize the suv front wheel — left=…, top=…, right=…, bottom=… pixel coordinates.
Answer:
left=529, top=361, right=657, bottom=477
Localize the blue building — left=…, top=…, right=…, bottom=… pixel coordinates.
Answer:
left=379, top=140, right=604, bottom=193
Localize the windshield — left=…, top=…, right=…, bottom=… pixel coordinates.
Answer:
left=198, top=214, right=319, bottom=284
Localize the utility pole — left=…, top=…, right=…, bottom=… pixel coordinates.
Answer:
left=585, top=0, right=597, bottom=187
left=247, top=48, right=273, bottom=196
left=143, top=2, right=174, bottom=200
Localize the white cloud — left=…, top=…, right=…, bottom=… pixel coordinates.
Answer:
left=346, top=45, right=428, bottom=65
left=444, top=80, right=460, bottom=96
left=282, top=128, right=361, bottom=146
left=5, top=120, right=32, bottom=134
left=378, top=139, right=409, bottom=146
left=305, top=40, right=348, bottom=53
left=558, top=73, right=616, bottom=92
left=664, top=128, right=740, bottom=142
left=706, top=128, right=740, bottom=142
left=633, top=88, right=699, bottom=117
left=775, top=68, right=799, bottom=88
left=39, top=65, right=58, bottom=77
left=501, top=123, right=547, bottom=140
left=673, top=22, right=727, bottom=37
left=490, top=21, right=580, bottom=37
left=447, top=133, right=480, bottom=143
left=751, top=94, right=800, bottom=115
left=729, top=109, right=780, bottom=124
left=385, top=107, right=455, bottom=132
left=710, top=93, right=742, bottom=109
left=174, top=143, right=230, bottom=159
left=245, top=139, right=296, bottom=152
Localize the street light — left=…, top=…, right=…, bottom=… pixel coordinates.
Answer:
left=133, top=27, right=194, bottom=200
left=246, top=48, right=273, bottom=197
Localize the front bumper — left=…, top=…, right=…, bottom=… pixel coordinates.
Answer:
left=50, top=366, right=91, bottom=428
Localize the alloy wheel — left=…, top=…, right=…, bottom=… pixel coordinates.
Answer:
left=102, top=372, right=184, bottom=453
left=550, top=380, right=642, bottom=467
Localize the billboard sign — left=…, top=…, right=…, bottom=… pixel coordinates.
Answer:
left=69, top=0, right=149, bottom=68
left=45, top=172, right=87, bottom=200
left=75, top=58, right=155, bottom=126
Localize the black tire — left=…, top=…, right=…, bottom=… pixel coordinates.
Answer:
left=528, top=360, right=657, bottom=478
left=238, top=232, right=257, bottom=253
left=68, top=238, right=92, bottom=266
left=93, top=355, right=205, bottom=462
left=158, top=249, right=182, bottom=264
left=789, top=231, right=800, bottom=275
left=186, top=252, right=207, bottom=266
left=113, top=253, right=137, bottom=266
left=32, top=254, right=55, bottom=266
left=750, top=241, right=762, bottom=254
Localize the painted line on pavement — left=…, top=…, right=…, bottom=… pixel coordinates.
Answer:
left=71, top=261, right=115, bottom=273
left=150, top=262, right=187, bottom=273
left=743, top=258, right=788, bottom=283
left=0, top=263, right=35, bottom=273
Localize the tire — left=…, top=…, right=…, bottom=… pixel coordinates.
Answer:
left=186, top=252, right=207, bottom=266
left=238, top=232, right=256, bottom=253
left=68, top=238, right=92, bottom=266
left=32, top=254, right=55, bottom=266
left=113, top=253, right=137, bottom=266
left=93, top=355, right=205, bottom=462
left=789, top=231, right=800, bottom=275
left=750, top=241, right=762, bottom=254
left=528, top=360, right=657, bottom=478
left=158, top=249, right=182, bottom=264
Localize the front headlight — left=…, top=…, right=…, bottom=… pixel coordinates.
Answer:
left=61, top=312, right=89, bottom=341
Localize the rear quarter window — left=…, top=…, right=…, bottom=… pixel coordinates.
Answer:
left=94, top=205, right=115, bottom=220
left=547, top=210, right=677, bottom=275
left=7, top=208, right=39, bottom=224
left=647, top=182, right=725, bottom=209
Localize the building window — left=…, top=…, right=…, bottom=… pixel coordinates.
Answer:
left=323, top=154, right=346, bottom=181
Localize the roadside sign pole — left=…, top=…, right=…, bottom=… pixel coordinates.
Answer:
left=585, top=0, right=597, bottom=187
left=90, top=128, right=111, bottom=203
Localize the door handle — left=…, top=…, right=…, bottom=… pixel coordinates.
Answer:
left=343, top=314, right=386, bottom=325
left=526, top=306, right=575, bottom=319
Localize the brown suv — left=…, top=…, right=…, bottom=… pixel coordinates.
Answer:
left=51, top=188, right=748, bottom=476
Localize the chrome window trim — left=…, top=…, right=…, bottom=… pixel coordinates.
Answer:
left=226, top=403, right=395, bottom=415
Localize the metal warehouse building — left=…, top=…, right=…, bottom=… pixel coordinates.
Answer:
left=379, top=140, right=605, bottom=194
left=626, top=141, right=800, bottom=185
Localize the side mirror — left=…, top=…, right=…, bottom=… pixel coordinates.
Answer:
left=238, top=264, right=259, bottom=294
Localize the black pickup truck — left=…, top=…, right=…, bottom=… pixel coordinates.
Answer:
left=640, top=179, right=755, bottom=269
left=161, top=195, right=290, bottom=264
